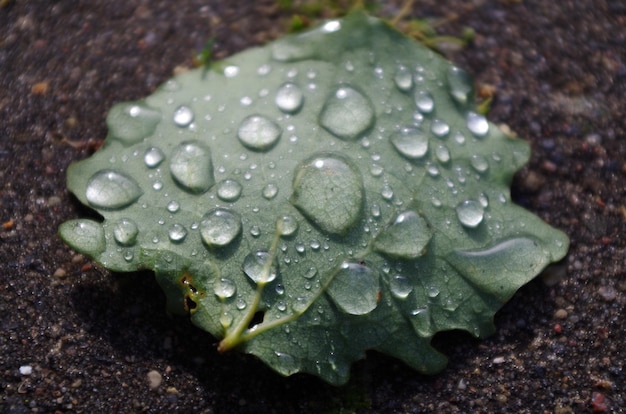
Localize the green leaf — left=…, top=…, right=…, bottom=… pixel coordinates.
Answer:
left=59, top=12, right=569, bottom=385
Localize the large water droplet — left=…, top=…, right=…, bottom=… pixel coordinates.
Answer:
left=243, top=250, right=277, bottom=284
left=390, top=127, right=429, bottom=160
left=456, top=199, right=484, bottom=228
left=199, top=208, right=242, bottom=248
left=113, top=218, right=138, bottom=246
left=447, top=66, right=473, bottom=106
left=466, top=111, right=489, bottom=137
left=237, top=115, right=282, bottom=151
left=327, top=260, right=380, bottom=315
left=414, top=90, right=434, bottom=114
left=319, top=86, right=375, bottom=141
left=173, top=105, right=194, bottom=127
left=373, top=210, right=432, bottom=259
left=274, top=351, right=299, bottom=376
left=106, top=102, right=161, bottom=145
left=394, top=65, right=413, bottom=92
left=214, top=278, right=236, bottom=299
left=59, top=219, right=106, bottom=256
left=447, top=237, right=548, bottom=301
left=169, top=141, right=215, bottom=194
left=216, top=179, right=243, bottom=202
left=85, top=170, right=143, bottom=209
left=390, top=275, right=413, bottom=299
left=144, top=147, right=165, bottom=168
left=275, top=82, right=304, bottom=114
left=291, top=153, right=364, bottom=235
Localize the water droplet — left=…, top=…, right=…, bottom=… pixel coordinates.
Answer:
left=453, top=131, right=466, bottom=145
left=303, top=263, right=318, bottom=279
left=381, top=184, right=394, bottom=201
left=113, top=218, right=139, bottom=246
left=466, top=111, right=489, bottom=137
left=426, top=286, right=440, bottom=298
left=173, top=105, right=194, bottom=127
left=478, top=192, right=489, bottom=207
left=390, top=127, right=429, bottom=160
left=327, top=260, right=380, bottom=315
left=291, top=153, right=364, bottom=235
left=214, top=278, right=236, bottom=299
left=86, top=170, right=143, bottom=209
left=243, top=250, right=277, bottom=284
left=319, top=85, right=375, bottom=141
left=237, top=115, right=282, bottom=151
left=224, top=65, right=239, bottom=78
left=169, top=141, right=215, bottom=194
left=106, top=102, right=161, bottom=145
left=277, top=215, right=298, bottom=237
left=59, top=219, right=106, bottom=256
left=274, top=351, right=299, bottom=375
left=199, top=208, right=242, bottom=248
left=414, top=90, right=435, bottom=114
left=275, top=82, right=304, bottom=114
left=322, top=20, right=341, bottom=32
left=435, top=144, right=450, bottom=163
left=470, top=154, right=489, bottom=173
left=394, top=65, right=413, bottom=92
left=123, top=250, right=134, bottom=261
left=144, top=147, right=165, bottom=168
left=167, top=200, right=180, bottom=213
left=216, top=179, right=242, bottom=202
left=431, top=119, right=450, bottom=138
left=390, top=275, right=413, bottom=299
left=250, top=225, right=261, bottom=237
left=236, top=299, right=247, bottom=310
left=374, top=210, right=432, bottom=259
left=310, top=240, right=321, bottom=250
left=447, top=66, right=473, bottom=106
left=456, top=199, right=484, bottom=228
left=167, top=223, right=187, bottom=243
left=370, top=203, right=381, bottom=218
left=262, top=183, right=278, bottom=199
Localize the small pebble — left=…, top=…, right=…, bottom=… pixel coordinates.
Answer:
left=53, top=267, right=67, bottom=278
left=554, top=309, right=568, bottom=319
left=147, top=370, right=162, bottom=390
left=492, top=356, right=505, bottom=364
left=19, top=365, right=32, bottom=375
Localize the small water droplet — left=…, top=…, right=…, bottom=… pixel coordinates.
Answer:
left=327, top=260, right=380, bottom=315
left=169, top=141, right=215, bottom=194
left=370, top=203, right=381, bottom=218
left=426, top=286, right=440, bottom=298
left=277, top=215, right=298, bottom=237
left=319, top=85, right=375, bottom=141
left=414, top=90, right=434, bottom=113
left=303, top=264, right=318, bottom=279
left=236, top=298, right=247, bottom=310
left=478, top=192, right=489, bottom=207
left=216, top=179, right=242, bottom=202
left=470, top=154, right=489, bottom=173
left=123, top=250, right=134, bottom=261
left=199, top=208, right=242, bottom=247
left=237, top=115, right=282, bottom=151
left=374, top=210, right=432, bottom=259
left=291, top=153, right=364, bottom=235
left=224, top=65, right=239, bottom=78
left=113, top=218, right=139, bottom=246
left=456, top=199, right=484, bottom=228
left=106, top=102, right=161, bottom=145
left=214, top=278, right=236, bottom=299
left=262, top=183, right=279, bottom=199
left=275, top=82, right=304, bottom=114
left=167, top=200, right=180, bottom=213
left=144, top=147, right=165, bottom=169
left=381, top=184, right=394, bottom=201
left=390, top=127, right=429, bottom=160
left=390, top=275, right=413, bottom=299
left=173, top=105, right=194, bottom=127
left=168, top=223, right=187, bottom=243
left=243, top=250, right=277, bottom=284
left=453, top=131, right=466, bottom=145
left=435, top=144, right=450, bottom=163
left=394, top=65, right=413, bottom=92
left=370, top=163, right=383, bottom=177
left=86, top=170, right=143, bottom=209
left=250, top=225, right=261, bottom=237
left=431, top=119, right=450, bottom=138
left=466, top=111, right=489, bottom=137
left=447, top=66, right=473, bottom=107
left=310, top=240, right=321, bottom=250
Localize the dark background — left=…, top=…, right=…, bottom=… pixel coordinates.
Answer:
left=1, top=1, right=624, bottom=412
